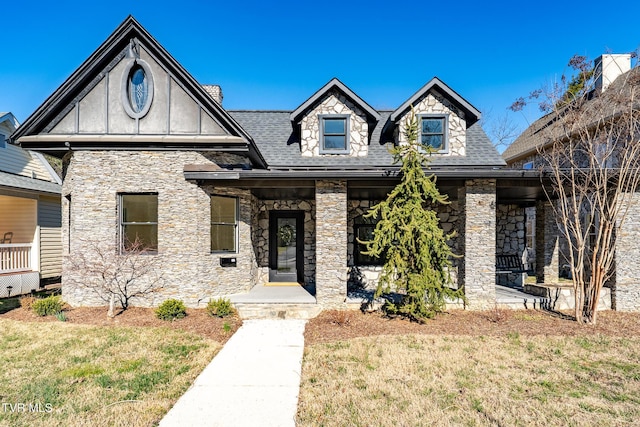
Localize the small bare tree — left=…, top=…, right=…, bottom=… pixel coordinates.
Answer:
left=512, top=54, right=640, bottom=324
left=481, top=108, right=521, bottom=153
left=67, top=237, right=165, bottom=315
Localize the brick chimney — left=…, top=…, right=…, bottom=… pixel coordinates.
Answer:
left=594, top=54, right=631, bottom=93
left=202, top=84, right=223, bottom=105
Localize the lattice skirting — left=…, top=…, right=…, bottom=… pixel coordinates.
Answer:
left=0, top=272, right=40, bottom=298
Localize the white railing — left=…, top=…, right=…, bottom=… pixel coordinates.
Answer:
left=0, top=243, right=33, bottom=273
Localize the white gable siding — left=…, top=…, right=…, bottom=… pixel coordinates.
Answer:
left=0, top=144, right=53, bottom=181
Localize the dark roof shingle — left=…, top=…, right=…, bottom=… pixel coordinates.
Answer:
left=229, top=110, right=505, bottom=169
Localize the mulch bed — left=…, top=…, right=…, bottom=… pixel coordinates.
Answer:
left=304, top=309, right=640, bottom=345
left=0, top=305, right=242, bottom=344
left=3, top=303, right=640, bottom=347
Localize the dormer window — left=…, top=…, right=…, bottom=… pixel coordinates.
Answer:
left=420, top=115, right=448, bottom=152
left=319, top=115, right=350, bottom=154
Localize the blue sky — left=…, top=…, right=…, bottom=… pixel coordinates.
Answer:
left=2, top=0, right=638, bottom=141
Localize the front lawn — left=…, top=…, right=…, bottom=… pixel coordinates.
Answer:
left=298, top=311, right=640, bottom=426
left=0, top=318, right=222, bottom=426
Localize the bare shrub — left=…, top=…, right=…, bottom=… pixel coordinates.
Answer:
left=66, top=237, right=165, bottom=313
left=328, top=310, right=354, bottom=327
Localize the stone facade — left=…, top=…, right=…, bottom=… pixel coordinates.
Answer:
left=496, top=204, right=527, bottom=286
left=253, top=199, right=316, bottom=288
left=614, top=192, right=640, bottom=311
left=300, top=90, right=369, bottom=157
left=315, top=180, right=348, bottom=307
left=396, top=91, right=466, bottom=156
left=61, top=150, right=258, bottom=308
left=459, top=179, right=496, bottom=309
left=535, top=200, right=559, bottom=284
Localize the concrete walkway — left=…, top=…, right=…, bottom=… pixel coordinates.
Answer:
left=159, top=319, right=307, bottom=427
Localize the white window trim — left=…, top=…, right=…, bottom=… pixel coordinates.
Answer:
left=211, top=195, right=239, bottom=254
left=318, top=114, right=350, bottom=154
left=417, top=114, right=449, bottom=154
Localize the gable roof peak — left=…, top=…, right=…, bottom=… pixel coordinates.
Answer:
left=290, top=77, right=381, bottom=123
left=390, top=77, right=481, bottom=126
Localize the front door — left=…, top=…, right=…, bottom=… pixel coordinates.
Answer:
left=269, top=211, right=304, bottom=283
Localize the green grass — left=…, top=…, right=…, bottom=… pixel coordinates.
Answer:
left=0, top=319, right=221, bottom=427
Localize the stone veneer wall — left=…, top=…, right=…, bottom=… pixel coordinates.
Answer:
left=458, top=179, right=496, bottom=309
left=396, top=91, right=466, bottom=156
left=315, top=180, right=348, bottom=307
left=347, top=199, right=462, bottom=291
left=535, top=200, right=560, bottom=284
left=253, top=199, right=316, bottom=288
left=496, top=204, right=527, bottom=286
left=61, top=150, right=258, bottom=308
left=614, top=192, right=640, bottom=311
left=300, top=90, right=369, bottom=157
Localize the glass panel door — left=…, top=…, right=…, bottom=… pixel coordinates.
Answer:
left=276, top=217, right=297, bottom=275
left=269, top=211, right=303, bottom=283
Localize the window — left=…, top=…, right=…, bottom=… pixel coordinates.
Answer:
left=523, top=161, right=534, bottom=170
left=119, top=194, right=158, bottom=252
left=320, top=115, right=349, bottom=153
left=211, top=196, right=238, bottom=252
left=420, top=116, right=447, bottom=151
left=354, top=215, right=383, bottom=266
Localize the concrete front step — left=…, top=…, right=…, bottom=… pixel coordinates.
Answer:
left=234, top=303, right=322, bottom=320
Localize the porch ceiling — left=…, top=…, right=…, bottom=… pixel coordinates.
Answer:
left=186, top=168, right=548, bottom=204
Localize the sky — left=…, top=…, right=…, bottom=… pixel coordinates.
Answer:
left=2, top=0, right=639, bottom=144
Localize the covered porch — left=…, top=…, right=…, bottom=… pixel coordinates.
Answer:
left=186, top=168, right=558, bottom=312
left=0, top=195, right=41, bottom=297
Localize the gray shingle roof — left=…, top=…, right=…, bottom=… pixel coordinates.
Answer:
left=229, top=111, right=505, bottom=169
left=0, top=170, right=61, bottom=194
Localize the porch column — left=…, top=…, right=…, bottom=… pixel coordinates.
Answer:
left=614, top=192, right=640, bottom=311
left=535, top=200, right=559, bottom=283
left=459, top=179, right=496, bottom=309
left=315, top=180, right=348, bottom=308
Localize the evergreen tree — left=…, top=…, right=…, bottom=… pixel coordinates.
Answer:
left=361, top=109, right=463, bottom=321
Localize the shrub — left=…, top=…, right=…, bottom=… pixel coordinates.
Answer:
left=155, top=299, right=186, bottom=321
left=32, top=296, right=64, bottom=316
left=19, top=295, right=37, bottom=310
left=206, top=298, right=235, bottom=318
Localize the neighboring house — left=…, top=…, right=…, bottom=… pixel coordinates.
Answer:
left=503, top=54, right=639, bottom=310
left=12, top=16, right=600, bottom=310
left=0, top=112, right=62, bottom=297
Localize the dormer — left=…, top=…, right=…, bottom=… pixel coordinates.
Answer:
left=290, top=78, right=380, bottom=157
left=389, top=77, right=481, bottom=156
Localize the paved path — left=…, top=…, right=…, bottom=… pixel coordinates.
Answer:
left=159, top=319, right=307, bottom=427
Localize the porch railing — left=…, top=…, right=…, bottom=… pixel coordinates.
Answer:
left=0, top=243, right=33, bottom=273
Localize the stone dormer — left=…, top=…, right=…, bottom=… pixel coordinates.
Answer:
left=390, top=77, right=481, bottom=156
left=290, top=78, right=380, bottom=157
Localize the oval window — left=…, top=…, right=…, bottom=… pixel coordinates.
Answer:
left=121, top=58, right=154, bottom=119
left=128, top=65, right=148, bottom=113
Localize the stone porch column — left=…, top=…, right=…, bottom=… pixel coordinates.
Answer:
left=535, top=200, right=559, bottom=284
left=459, top=179, right=496, bottom=309
left=614, top=192, right=640, bottom=311
left=315, top=180, right=348, bottom=308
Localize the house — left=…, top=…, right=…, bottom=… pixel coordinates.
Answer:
left=0, top=112, right=62, bottom=297
left=12, top=16, right=584, bottom=311
left=503, top=54, right=640, bottom=311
